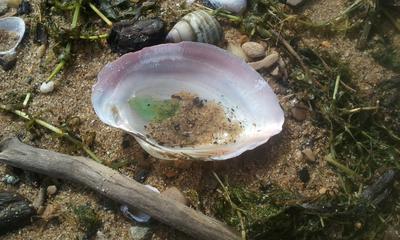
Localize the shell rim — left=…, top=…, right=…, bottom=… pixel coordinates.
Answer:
left=92, top=41, right=285, bottom=160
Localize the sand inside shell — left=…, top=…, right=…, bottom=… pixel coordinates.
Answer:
left=0, top=30, right=19, bottom=52
left=129, top=91, right=243, bottom=147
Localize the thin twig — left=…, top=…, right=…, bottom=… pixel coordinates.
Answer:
left=333, top=75, right=340, bottom=100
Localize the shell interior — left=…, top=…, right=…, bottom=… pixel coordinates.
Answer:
left=92, top=42, right=284, bottom=160
left=0, top=17, right=25, bottom=56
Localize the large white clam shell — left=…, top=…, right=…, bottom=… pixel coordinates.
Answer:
left=92, top=42, right=284, bottom=161
left=0, top=17, right=25, bottom=57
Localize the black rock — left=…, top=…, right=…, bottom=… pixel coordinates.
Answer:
left=135, top=169, right=149, bottom=183
left=381, top=0, right=400, bottom=6
left=108, top=18, right=165, bottom=54
left=298, top=167, right=310, bottom=184
left=0, top=192, right=35, bottom=235
left=34, top=23, right=48, bottom=45
left=17, top=0, right=32, bottom=15
left=0, top=54, right=17, bottom=71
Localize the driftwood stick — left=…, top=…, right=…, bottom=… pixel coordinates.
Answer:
left=0, top=138, right=240, bottom=240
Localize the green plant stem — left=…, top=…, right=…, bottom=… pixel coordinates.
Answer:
left=79, top=34, right=109, bottom=40
left=0, top=104, right=102, bottom=163
left=45, top=0, right=81, bottom=83
left=326, top=154, right=359, bottom=178
left=88, top=2, right=113, bottom=27
left=381, top=8, right=400, bottom=32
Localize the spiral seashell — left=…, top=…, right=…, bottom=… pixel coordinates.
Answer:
left=165, top=10, right=223, bottom=45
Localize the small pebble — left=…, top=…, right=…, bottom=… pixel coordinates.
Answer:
left=302, top=148, right=316, bottom=162
left=0, top=54, right=17, bottom=71
left=46, top=185, right=57, bottom=196
left=291, top=106, right=307, bottom=121
left=96, top=231, right=107, bottom=240
left=35, top=45, right=47, bottom=58
left=298, top=167, right=310, bottom=183
left=354, top=222, right=363, bottom=230
left=242, top=42, right=266, bottom=59
left=319, top=187, right=327, bottom=195
left=249, top=52, right=279, bottom=71
left=286, top=0, right=305, bottom=7
left=1, top=174, right=20, bottom=185
left=129, top=225, right=152, bottom=240
left=161, top=187, right=188, bottom=206
left=39, top=81, right=55, bottom=93
left=7, top=0, right=21, bottom=8
left=135, top=169, right=149, bottom=183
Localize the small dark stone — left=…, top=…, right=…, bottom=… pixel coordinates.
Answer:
left=108, top=18, right=165, bottom=54
left=0, top=191, right=35, bottom=234
left=174, top=124, right=180, bottom=131
left=0, top=54, right=17, bottom=71
left=17, top=0, right=32, bottom=15
left=298, top=167, right=310, bottom=183
left=381, top=0, right=400, bottom=6
left=33, top=23, right=48, bottom=45
left=135, top=169, right=149, bottom=183
left=122, top=134, right=132, bottom=149
left=192, top=97, right=204, bottom=108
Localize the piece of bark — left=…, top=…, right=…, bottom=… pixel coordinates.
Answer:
left=0, top=138, right=240, bottom=240
left=0, top=191, right=35, bottom=234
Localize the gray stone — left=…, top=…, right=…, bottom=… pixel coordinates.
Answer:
left=129, top=225, right=152, bottom=240
left=242, top=42, right=265, bottom=59
left=302, top=148, right=316, bottom=162
left=291, top=106, right=307, bottom=121
left=46, top=185, right=57, bottom=196
left=1, top=174, right=19, bottom=185
left=286, top=0, right=305, bottom=7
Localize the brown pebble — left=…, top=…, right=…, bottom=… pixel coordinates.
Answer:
left=291, top=106, right=307, bottom=121
left=319, top=187, right=327, bottom=195
left=46, top=185, right=57, bottom=196
left=161, top=187, right=188, bottom=205
left=354, top=222, right=362, bottom=230
left=164, top=168, right=178, bottom=178
left=248, top=52, right=279, bottom=70
left=302, top=148, right=316, bottom=162
left=242, top=42, right=266, bottom=59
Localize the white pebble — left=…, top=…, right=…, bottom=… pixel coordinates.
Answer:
left=39, top=81, right=55, bottom=93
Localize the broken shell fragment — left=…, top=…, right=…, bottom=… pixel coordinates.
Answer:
left=165, top=10, right=223, bottom=45
left=120, top=185, right=160, bottom=223
left=92, top=42, right=284, bottom=161
left=0, top=17, right=25, bottom=57
left=249, top=52, right=279, bottom=71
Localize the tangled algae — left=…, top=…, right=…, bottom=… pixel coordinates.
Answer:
left=129, top=92, right=242, bottom=147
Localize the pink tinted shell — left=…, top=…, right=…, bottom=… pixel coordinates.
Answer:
left=92, top=42, right=284, bottom=160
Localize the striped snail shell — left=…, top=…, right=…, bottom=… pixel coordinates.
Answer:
left=165, top=10, right=223, bottom=45
left=187, top=0, right=247, bottom=14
